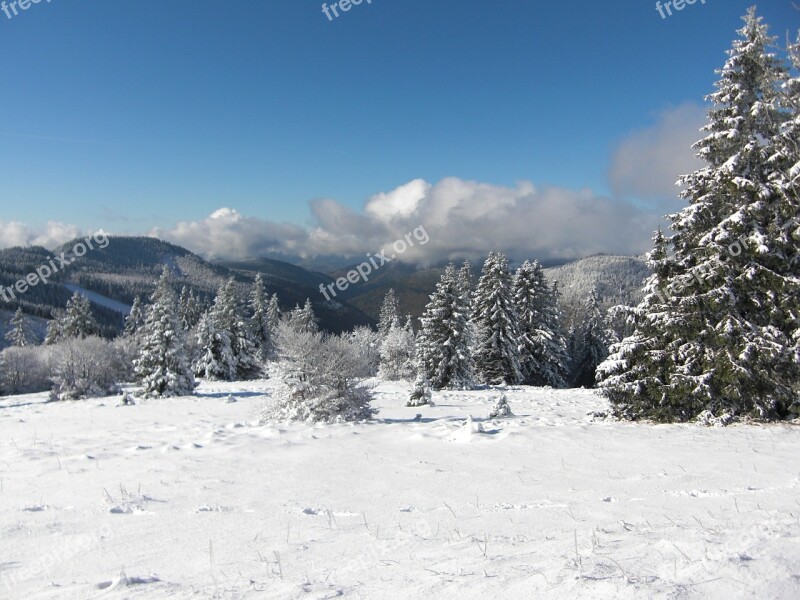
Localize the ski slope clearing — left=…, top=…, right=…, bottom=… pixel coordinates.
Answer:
left=0, top=381, right=798, bottom=599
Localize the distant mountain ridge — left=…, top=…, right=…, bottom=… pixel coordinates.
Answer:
left=0, top=237, right=374, bottom=349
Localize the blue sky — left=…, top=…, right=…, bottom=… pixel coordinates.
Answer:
left=0, top=0, right=797, bottom=261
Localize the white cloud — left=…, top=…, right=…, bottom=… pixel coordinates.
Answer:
left=150, top=208, right=308, bottom=260
left=0, top=220, right=81, bottom=249
left=151, top=177, right=659, bottom=264
left=609, top=102, right=706, bottom=202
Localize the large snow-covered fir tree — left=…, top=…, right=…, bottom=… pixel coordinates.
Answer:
left=416, top=264, right=474, bottom=390
left=5, top=308, right=34, bottom=347
left=572, top=290, right=616, bottom=389
left=133, top=267, right=195, bottom=398
left=513, top=260, right=569, bottom=388
left=598, top=9, right=800, bottom=421
left=192, top=311, right=236, bottom=380
left=472, top=252, right=523, bottom=385
left=209, top=277, right=262, bottom=380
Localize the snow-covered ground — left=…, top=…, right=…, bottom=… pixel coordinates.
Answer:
left=1, top=381, right=798, bottom=599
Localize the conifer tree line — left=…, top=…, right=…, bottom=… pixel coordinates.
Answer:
left=403, top=253, right=614, bottom=393
left=598, top=9, right=800, bottom=423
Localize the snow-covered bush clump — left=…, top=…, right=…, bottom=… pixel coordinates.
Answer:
left=262, top=322, right=376, bottom=423
left=49, top=336, right=122, bottom=401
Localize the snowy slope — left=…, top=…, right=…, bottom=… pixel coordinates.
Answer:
left=0, top=381, right=798, bottom=599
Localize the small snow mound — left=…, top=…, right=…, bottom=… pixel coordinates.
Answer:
left=96, top=569, right=161, bottom=590
left=225, top=394, right=238, bottom=404
left=447, top=415, right=486, bottom=442
left=196, top=504, right=233, bottom=513
left=116, top=393, right=136, bottom=407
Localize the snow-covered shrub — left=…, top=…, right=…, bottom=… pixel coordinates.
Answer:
left=49, top=336, right=121, bottom=401
left=378, top=323, right=415, bottom=381
left=264, top=322, right=376, bottom=423
left=407, top=371, right=432, bottom=407
left=0, top=346, right=50, bottom=395
left=488, top=394, right=512, bottom=418
left=347, top=326, right=382, bottom=378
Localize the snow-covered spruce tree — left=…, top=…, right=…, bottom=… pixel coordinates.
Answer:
left=133, top=267, right=195, bottom=398
left=513, top=260, right=569, bottom=388
left=597, top=231, right=678, bottom=416
left=378, top=320, right=416, bottom=381
left=178, top=286, right=203, bottom=331
left=285, top=299, right=319, bottom=334
left=192, top=311, right=236, bottom=380
left=599, top=9, right=799, bottom=421
left=378, top=288, right=401, bottom=338
left=44, top=293, right=94, bottom=345
left=250, top=273, right=275, bottom=361
left=267, top=293, right=281, bottom=337
left=264, top=321, right=375, bottom=423
left=573, top=290, right=616, bottom=389
left=124, top=296, right=146, bottom=338
left=417, top=264, right=474, bottom=390
left=472, top=252, right=523, bottom=385
left=6, top=308, right=34, bottom=347
left=210, top=278, right=262, bottom=380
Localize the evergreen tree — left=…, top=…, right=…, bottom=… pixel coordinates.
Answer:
left=573, top=290, right=616, bottom=388
left=286, top=299, right=319, bottom=334
left=193, top=311, right=236, bottom=380
left=42, top=292, right=101, bottom=346
left=5, top=308, right=34, bottom=347
left=472, top=252, right=523, bottom=385
left=44, top=314, right=63, bottom=346
left=250, top=273, right=275, bottom=360
left=266, top=293, right=281, bottom=343
left=417, top=264, right=474, bottom=390
left=124, top=296, right=146, bottom=338
left=513, top=260, right=569, bottom=388
left=599, top=10, right=799, bottom=421
left=210, top=277, right=261, bottom=380
left=178, top=287, right=203, bottom=331
left=378, top=288, right=401, bottom=338
left=133, top=267, right=195, bottom=398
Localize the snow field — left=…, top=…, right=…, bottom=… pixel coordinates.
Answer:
left=0, top=381, right=798, bottom=599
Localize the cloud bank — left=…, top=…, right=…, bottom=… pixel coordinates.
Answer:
left=153, top=177, right=658, bottom=265
left=2, top=104, right=711, bottom=266
left=0, top=220, right=81, bottom=250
